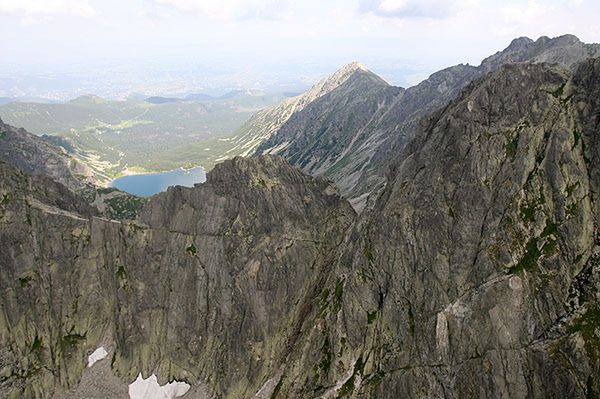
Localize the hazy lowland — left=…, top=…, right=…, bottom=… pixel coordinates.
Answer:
left=0, top=90, right=292, bottom=181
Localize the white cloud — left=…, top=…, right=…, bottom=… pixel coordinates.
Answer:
left=2, top=0, right=600, bottom=82
left=380, top=0, right=410, bottom=13
left=0, top=0, right=95, bottom=17
left=500, top=0, right=551, bottom=25
left=358, top=0, right=465, bottom=19
left=153, top=0, right=290, bottom=20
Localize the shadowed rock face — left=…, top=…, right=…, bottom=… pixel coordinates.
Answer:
left=0, top=155, right=355, bottom=398
left=265, top=61, right=600, bottom=398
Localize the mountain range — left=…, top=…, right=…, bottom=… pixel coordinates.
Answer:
left=247, top=34, right=600, bottom=210
left=0, top=34, right=599, bottom=398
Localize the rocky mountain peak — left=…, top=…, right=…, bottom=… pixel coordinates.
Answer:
left=543, top=33, right=582, bottom=45
left=507, top=36, right=534, bottom=49
left=204, top=155, right=340, bottom=198
left=222, top=61, right=393, bottom=159
left=302, top=61, right=381, bottom=102
left=207, top=153, right=291, bottom=180
left=337, top=61, right=368, bottom=74
left=141, top=155, right=353, bottom=236
left=480, top=33, right=599, bottom=72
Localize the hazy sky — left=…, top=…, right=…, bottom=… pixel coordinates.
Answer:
left=1, top=0, right=599, bottom=87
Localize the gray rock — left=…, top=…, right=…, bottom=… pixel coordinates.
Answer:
left=266, top=61, right=600, bottom=399
left=0, top=155, right=355, bottom=398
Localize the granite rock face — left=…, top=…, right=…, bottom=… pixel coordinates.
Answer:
left=0, top=155, right=354, bottom=398
left=265, top=61, right=600, bottom=398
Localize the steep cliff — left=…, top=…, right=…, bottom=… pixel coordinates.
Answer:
left=265, top=60, right=600, bottom=398
left=0, top=156, right=354, bottom=398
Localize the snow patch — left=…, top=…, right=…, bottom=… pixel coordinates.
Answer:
left=129, top=373, right=190, bottom=399
left=87, top=347, right=108, bottom=367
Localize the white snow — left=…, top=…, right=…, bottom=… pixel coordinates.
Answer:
left=87, top=347, right=108, bottom=367
left=129, top=373, right=190, bottom=399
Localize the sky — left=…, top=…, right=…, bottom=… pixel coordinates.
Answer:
left=0, top=0, right=599, bottom=96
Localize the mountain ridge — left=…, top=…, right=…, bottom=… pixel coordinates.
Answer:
left=0, top=118, right=146, bottom=219
left=249, top=34, right=600, bottom=211
left=222, top=62, right=390, bottom=158
left=263, top=57, right=600, bottom=398
left=1, top=57, right=599, bottom=398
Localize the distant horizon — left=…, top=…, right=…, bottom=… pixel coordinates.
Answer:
left=2, top=0, right=599, bottom=99
left=0, top=31, right=592, bottom=102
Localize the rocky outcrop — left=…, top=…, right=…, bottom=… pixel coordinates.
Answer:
left=0, top=155, right=354, bottom=398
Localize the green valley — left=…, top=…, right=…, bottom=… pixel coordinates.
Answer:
left=0, top=92, right=288, bottom=180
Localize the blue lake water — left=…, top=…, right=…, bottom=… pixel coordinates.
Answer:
left=110, top=167, right=206, bottom=197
